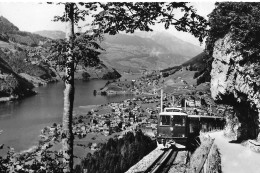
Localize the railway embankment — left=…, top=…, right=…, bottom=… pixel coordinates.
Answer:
left=125, top=147, right=164, bottom=173
left=125, top=134, right=222, bottom=173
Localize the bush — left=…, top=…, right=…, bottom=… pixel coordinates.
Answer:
left=76, top=130, right=156, bottom=173
left=207, top=2, right=260, bottom=62
left=102, top=70, right=121, bottom=80
left=82, top=72, right=91, bottom=80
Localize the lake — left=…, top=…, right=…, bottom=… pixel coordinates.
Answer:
left=0, top=80, right=134, bottom=154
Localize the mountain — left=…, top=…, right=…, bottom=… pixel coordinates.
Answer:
left=100, top=32, right=203, bottom=73
left=0, top=17, right=120, bottom=86
left=33, top=31, right=121, bottom=80
left=0, top=16, right=19, bottom=33
left=182, top=52, right=208, bottom=71
left=0, top=49, right=35, bottom=99
left=160, top=51, right=212, bottom=86
left=0, top=16, right=47, bottom=47
left=135, top=31, right=203, bottom=58
left=35, top=30, right=203, bottom=73
left=34, top=30, right=66, bottom=40
left=0, top=16, right=61, bottom=99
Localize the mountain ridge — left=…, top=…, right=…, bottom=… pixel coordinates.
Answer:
left=0, top=16, right=121, bottom=98
left=34, top=30, right=203, bottom=72
left=134, top=31, right=202, bottom=57
left=34, top=30, right=66, bottom=40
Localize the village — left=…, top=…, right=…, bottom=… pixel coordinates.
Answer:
left=2, top=70, right=229, bottom=171
left=38, top=77, right=227, bottom=154
left=0, top=68, right=228, bottom=171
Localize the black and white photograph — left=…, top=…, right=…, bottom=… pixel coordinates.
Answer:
left=0, top=0, right=259, bottom=172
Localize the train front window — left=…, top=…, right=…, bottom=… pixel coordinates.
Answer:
left=160, top=115, right=171, bottom=126
left=172, top=116, right=185, bottom=126
left=166, top=109, right=181, bottom=112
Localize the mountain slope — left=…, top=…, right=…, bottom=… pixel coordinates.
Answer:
left=0, top=16, right=58, bottom=93
left=0, top=16, right=47, bottom=47
left=135, top=31, right=203, bottom=58
left=35, top=30, right=203, bottom=73
left=0, top=49, right=35, bottom=99
left=34, top=30, right=66, bottom=40
left=0, top=17, right=121, bottom=85
left=0, top=16, right=19, bottom=33
left=160, top=51, right=212, bottom=86
left=100, top=33, right=202, bottom=72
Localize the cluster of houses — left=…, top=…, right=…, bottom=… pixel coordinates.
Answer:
left=38, top=79, right=226, bottom=153
left=73, top=97, right=160, bottom=138
left=185, top=98, right=202, bottom=107
left=133, top=72, right=161, bottom=94
left=39, top=95, right=164, bottom=149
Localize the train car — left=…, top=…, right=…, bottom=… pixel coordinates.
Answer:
left=157, top=111, right=189, bottom=148
left=157, top=109, right=225, bottom=149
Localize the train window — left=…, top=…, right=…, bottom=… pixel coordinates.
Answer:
left=166, top=109, right=181, bottom=112
left=160, top=115, right=171, bottom=126
left=172, top=116, right=185, bottom=126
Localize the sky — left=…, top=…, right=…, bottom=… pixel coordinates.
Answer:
left=0, top=1, right=217, bottom=47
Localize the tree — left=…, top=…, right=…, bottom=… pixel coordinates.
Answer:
left=61, top=4, right=74, bottom=173
left=51, top=2, right=208, bottom=172
left=206, top=2, right=260, bottom=59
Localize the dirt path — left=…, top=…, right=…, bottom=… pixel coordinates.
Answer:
left=208, top=131, right=260, bottom=173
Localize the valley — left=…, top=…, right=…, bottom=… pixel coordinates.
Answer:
left=1, top=2, right=260, bottom=172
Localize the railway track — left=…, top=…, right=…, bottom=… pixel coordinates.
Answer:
left=144, top=148, right=178, bottom=173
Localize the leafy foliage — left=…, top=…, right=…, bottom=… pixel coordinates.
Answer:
left=0, top=148, right=63, bottom=173
left=49, top=2, right=209, bottom=172
left=48, top=33, right=103, bottom=73
left=92, top=2, right=208, bottom=42
left=206, top=2, right=260, bottom=62
left=8, top=31, right=46, bottom=47
left=75, top=130, right=156, bottom=173
left=50, top=2, right=208, bottom=74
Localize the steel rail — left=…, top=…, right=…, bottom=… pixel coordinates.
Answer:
left=144, top=148, right=178, bottom=173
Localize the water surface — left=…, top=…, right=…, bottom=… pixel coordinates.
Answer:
left=0, top=80, right=133, bottom=154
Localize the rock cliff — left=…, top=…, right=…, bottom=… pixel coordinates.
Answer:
left=210, top=33, right=260, bottom=141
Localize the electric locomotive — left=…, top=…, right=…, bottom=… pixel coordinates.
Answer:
left=157, top=109, right=189, bottom=148
left=156, top=107, right=225, bottom=149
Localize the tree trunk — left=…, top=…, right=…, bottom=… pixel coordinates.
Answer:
left=62, top=3, right=75, bottom=173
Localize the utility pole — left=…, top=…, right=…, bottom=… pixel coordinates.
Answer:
left=161, top=89, right=163, bottom=113
left=185, top=99, right=187, bottom=111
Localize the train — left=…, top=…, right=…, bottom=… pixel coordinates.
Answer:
left=156, top=107, right=225, bottom=149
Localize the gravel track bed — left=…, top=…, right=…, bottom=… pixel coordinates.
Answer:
left=168, top=151, right=188, bottom=173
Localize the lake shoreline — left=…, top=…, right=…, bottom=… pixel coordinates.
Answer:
left=0, top=79, right=135, bottom=155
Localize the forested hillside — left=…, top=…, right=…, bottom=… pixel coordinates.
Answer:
left=0, top=16, right=58, bottom=98
left=75, top=131, right=156, bottom=173
left=0, top=49, right=35, bottom=98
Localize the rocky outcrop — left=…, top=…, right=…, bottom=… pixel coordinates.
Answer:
left=211, top=33, right=260, bottom=141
